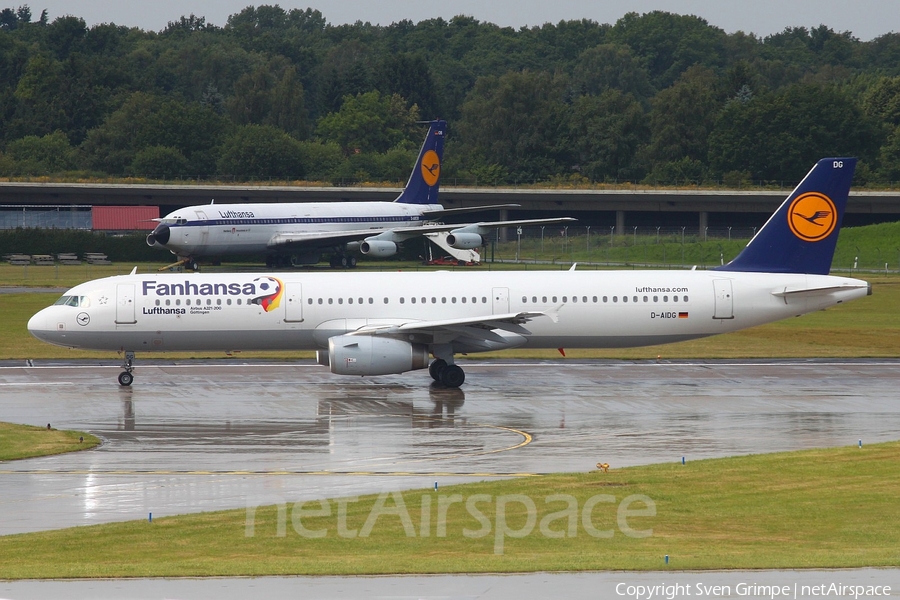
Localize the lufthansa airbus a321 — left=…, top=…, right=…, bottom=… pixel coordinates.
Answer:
left=29, top=158, right=870, bottom=388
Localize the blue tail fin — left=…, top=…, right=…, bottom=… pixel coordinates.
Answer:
left=715, top=158, right=856, bottom=275
left=394, top=119, right=446, bottom=205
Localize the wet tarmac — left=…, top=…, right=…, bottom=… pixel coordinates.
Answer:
left=1, top=359, right=899, bottom=538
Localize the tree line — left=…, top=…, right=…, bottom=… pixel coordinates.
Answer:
left=1, top=5, right=899, bottom=186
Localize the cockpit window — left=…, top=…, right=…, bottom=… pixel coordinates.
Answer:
left=53, top=295, right=89, bottom=307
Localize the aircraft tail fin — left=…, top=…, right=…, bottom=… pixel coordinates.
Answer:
left=394, top=119, right=446, bottom=205
left=715, top=158, right=856, bottom=275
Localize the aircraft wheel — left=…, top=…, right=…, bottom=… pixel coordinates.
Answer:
left=440, top=364, right=465, bottom=388
left=429, top=359, right=447, bottom=381
left=349, top=256, right=357, bottom=268
left=118, top=371, right=134, bottom=387
left=339, top=256, right=349, bottom=268
left=189, top=259, right=200, bottom=272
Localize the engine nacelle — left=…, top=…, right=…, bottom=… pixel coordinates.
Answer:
left=446, top=232, right=484, bottom=249
left=327, top=335, right=429, bottom=376
left=359, top=239, right=398, bottom=257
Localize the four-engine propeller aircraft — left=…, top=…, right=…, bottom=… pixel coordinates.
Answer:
left=29, top=158, right=869, bottom=388
left=145, top=119, right=573, bottom=270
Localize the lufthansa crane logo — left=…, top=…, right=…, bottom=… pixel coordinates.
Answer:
left=421, top=150, right=440, bottom=187
left=787, top=192, right=837, bottom=242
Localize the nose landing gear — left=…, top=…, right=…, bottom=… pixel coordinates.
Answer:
left=118, top=351, right=135, bottom=386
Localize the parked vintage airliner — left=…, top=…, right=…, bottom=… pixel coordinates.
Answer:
left=145, top=119, right=573, bottom=269
left=29, top=158, right=868, bottom=387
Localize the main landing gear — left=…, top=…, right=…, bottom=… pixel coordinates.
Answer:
left=328, top=254, right=357, bottom=268
left=118, top=351, right=135, bottom=386
left=428, top=358, right=466, bottom=388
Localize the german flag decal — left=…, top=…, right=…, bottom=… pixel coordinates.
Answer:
left=678, top=312, right=689, bottom=319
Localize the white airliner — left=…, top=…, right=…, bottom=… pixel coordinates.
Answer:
left=146, top=119, right=573, bottom=270
left=29, top=158, right=869, bottom=388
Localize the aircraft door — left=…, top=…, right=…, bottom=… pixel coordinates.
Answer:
left=492, top=287, right=509, bottom=314
left=194, top=210, right=210, bottom=246
left=116, top=284, right=137, bottom=324
left=713, top=279, right=734, bottom=320
left=284, top=282, right=303, bottom=323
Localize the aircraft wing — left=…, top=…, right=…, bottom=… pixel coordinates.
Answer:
left=267, top=228, right=401, bottom=249
left=347, top=310, right=559, bottom=348
left=266, top=217, right=578, bottom=250
left=419, top=204, right=520, bottom=218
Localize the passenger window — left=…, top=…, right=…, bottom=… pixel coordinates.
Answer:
left=532, top=296, right=537, bottom=303
left=339, top=298, right=344, bottom=305
left=593, top=296, right=598, bottom=303
left=542, top=296, right=547, bottom=303
left=684, top=295, right=689, bottom=302
left=643, top=296, right=648, bottom=303
left=552, top=296, right=558, bottom=303
left=633, top=296, right=638, bottom=303
left=522, top=296, right=528, bottom=303
left=663, top=296, right=668, bottom=302
left=359, top=298, right=363, bottom=304
left=571, top=296, right=577, bottom=303
left=384, top=298, right=389, bottom=304
left=452, top=297, right=457, bottom=303
left=482, top=297, right=487, bottom=303
left=155, top=299, right=160, bottom=306
left=613, top=296, right=618, bottom=303
left=562, top=296, right=567, bottom=303
left=227, top=299, right=232, bottom=305
left=176, top=299, right=181, bottom=306
left=237, top=299, right=242, bottom=305
left=602, top=296, right=608, bottom=303
left=186, top=299, right=191, bottom=306
left=328, top=298, right=333, bottom=304
left=461, top=297, right=467, bottom=303
left=673, top=296, right=678, bottom=303
left=653, top=296, right=658, bottom=302
left=318, top=298, right=323, bottom=305
left=432, top=297, right=437, bottom=303
left=207, top=299, right=212, bottom=305
left=583, top=296, right=588, bottom=303
left=411, top=297, right=417, bottom=304
left=349, top=298, right=354, bottom=304
left=400, top=297, right=405, bottom=304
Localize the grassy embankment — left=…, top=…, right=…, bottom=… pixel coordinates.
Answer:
left=0, top=422, right=100, bottom=461
left=0, top=440, right=897, bottom=578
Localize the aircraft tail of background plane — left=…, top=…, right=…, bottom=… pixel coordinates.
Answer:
left=394, top=119, right=446, bottom=205
left=715, top=157, right=857, bottom=275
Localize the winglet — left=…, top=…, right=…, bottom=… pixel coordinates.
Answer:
left=394, top=120, right=446, bottom=206
left=715, top=158, right=856, bottom=275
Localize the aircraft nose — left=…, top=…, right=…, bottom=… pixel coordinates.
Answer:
left=27, top=308, right=55, bottom=343
left=147, top=223, right=170, bottom=247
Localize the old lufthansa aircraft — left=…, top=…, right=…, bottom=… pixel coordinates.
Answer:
left=29, top=158, right=868, bottom=388
left=145, top=119, right=573, bottom=269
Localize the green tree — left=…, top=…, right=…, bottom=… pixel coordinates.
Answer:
left=376, top=53, right=440, bottom=119
left=572, top=43, right=655, bottom=101
left=316, top=90, right=419, bottom=155
left=862, top=76, right=900, bottom=126
left=130, top=145, right=190, bottom=179
left=457, top=70, right=569, bottom=181
left=569, top=90, right=649, bottom=181
left=708, top=84, right=882, bottom=181
left=608, top=11, right=728, bottom=88
left=644, top=66, right=720, bottom=168
left=2, top=130, right=74, bottom=174
left=217, top=124, right=306, bottom=180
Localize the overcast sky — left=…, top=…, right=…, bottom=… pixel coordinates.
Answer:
left=28, top=0, right=898, bottom=41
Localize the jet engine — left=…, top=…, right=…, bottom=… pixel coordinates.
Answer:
left=446, top=232, right=484, bottom=249
left=325, top=335, right=429, bottom=376
left=146, top=223, right=171, bottom=247
left=359, top=239, right=398, bottom=257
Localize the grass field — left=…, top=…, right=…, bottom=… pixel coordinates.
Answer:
left=0, top=422, right=100, bottom=461
left=0, top=441, right=897, bottom=578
